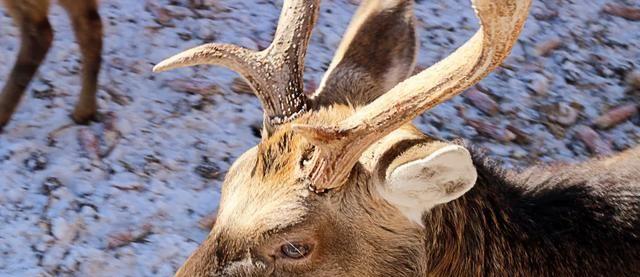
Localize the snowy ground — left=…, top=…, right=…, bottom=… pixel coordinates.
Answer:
left=0, top=0, right=638, bottom=276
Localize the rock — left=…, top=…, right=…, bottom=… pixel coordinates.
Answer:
left=467, top=119, right=516, bottom=142
left=561, top=60, right=583, bottom=84
left=107, top=224, right=153, bottom=249
left=626, top=70, right=640, bottom=89
left=24, top=151, right=48, bottom=172
left=146, top=2, right=175, bottom=27
left=192, top=19, right=217, bottom=41
left=164, top=5, right=195, bottom=19
left=194, top=157, right=222, bottom=180
left=547, top=103, right=579, bottom=126
left=109, top=56, right=127, bottom=71
left=574, top=125, right=613, bottom=156
left=198, top=212, right=217, bottom=230
left=603, top=4, right=640, bottom=21
left=188, top=0, right=219, bottom=10
left=535, top=37, right=563, bottom=56
left=230, top=77, right=254, bottom=95
left=464, top=87, right=499, bottom=116
left=527, top=74, right=550, bottom=96
left=532, top=6, right=558, bottom=21
left=143, top=154, right=163, bottom=176
left=104, top=85, right=131, bottom=106
left=31, top=81, right=54, bottom=100
left=111, top=172, right=144, bottom=191
left=42, top=177, right=63, bottom=194
left=506, top=125, right=532, bottom=145
left=594, top=104, right=638, bottom=129
left=510, top=148, right=528, bottom=159
left=178, top=32, right=192, bottom=41
left=167, top=79, right=221, bottom=95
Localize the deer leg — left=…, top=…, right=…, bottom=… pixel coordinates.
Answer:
left=59, top=0, right=103, bottom=124
left=0, top=0, right=52, bottom=131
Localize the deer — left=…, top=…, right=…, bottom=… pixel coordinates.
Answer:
left=0, top=0, right=102, bottom=132
left=154, top=0, right=640, bottom=276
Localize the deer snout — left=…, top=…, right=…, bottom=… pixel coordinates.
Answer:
left=175, top=233, right=276, bottom=277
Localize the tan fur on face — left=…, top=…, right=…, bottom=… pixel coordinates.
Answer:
left=215, top=107, right=355, bottom=237
left=179, top=106, right=440, bottom=276
left=216, top=147, right=309, bottom=237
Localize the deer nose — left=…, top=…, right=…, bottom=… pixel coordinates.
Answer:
left=174, top=234, right=219, bottom=277
left=175, top=232, right=276, bottom=276
left=209, top=251, right=274, bottom=277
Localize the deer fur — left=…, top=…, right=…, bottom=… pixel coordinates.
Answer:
left=154, top=0, right=640, bottom=276
left=176, top=108, right=640, bottom=277
left=0, top=0, right=102, bottom=131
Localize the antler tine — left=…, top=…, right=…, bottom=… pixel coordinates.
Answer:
left=153, top=0, right=320, bottom=134
left=294, top=0, right=532, bottom=191
left=153, top=43, right=258, bottom=73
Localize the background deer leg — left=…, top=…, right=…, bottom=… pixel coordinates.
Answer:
left=0, top=0, right=52, bottom=131
left=59, top=0, right=102, bottom=124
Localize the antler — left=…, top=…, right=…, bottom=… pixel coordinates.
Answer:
left=294, top=0, right=532, bottom=192
left=153, top=0, right=320, bottom=134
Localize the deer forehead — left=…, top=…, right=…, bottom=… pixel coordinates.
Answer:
left=216, top=147, right=311, bottom=237
left=217, top=180, right=311, bottom=236
left=213, top=110, right=349, bottom=236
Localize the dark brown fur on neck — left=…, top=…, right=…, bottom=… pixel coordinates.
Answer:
left=424, top=143, right=640, bottom=276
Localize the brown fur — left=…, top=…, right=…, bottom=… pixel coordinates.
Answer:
left=167, top=0, right=640, bottom=276
left=420, top=144, right=640, bottom=276
left=177, top=110, right=431, bottom=277
left=0, top=0, right=102, bottom=131
left=179, top=107, right=640, bottom=276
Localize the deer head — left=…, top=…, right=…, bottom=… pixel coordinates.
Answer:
left=154, top=0, right=530, bottom=276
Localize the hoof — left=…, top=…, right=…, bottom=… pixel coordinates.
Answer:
left=70, top=111, right=100, bottom=125
left=0, top=118, right=8, bottom=133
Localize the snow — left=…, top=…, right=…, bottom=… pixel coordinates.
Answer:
left=0, top=0, right=638, bottom=275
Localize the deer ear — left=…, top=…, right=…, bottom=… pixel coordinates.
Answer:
left=379, top=145, right=477, bottom=225
left=311, top=0, right=417, bottom=107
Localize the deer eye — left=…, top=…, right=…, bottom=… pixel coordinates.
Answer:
left=280, top=242, right=312, bottom=259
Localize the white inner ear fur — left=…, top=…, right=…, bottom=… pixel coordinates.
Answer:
left=378, top=145, right=477, bottom=226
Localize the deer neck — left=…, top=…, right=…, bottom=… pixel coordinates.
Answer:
left=422, top=147, right=640, bottom=276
